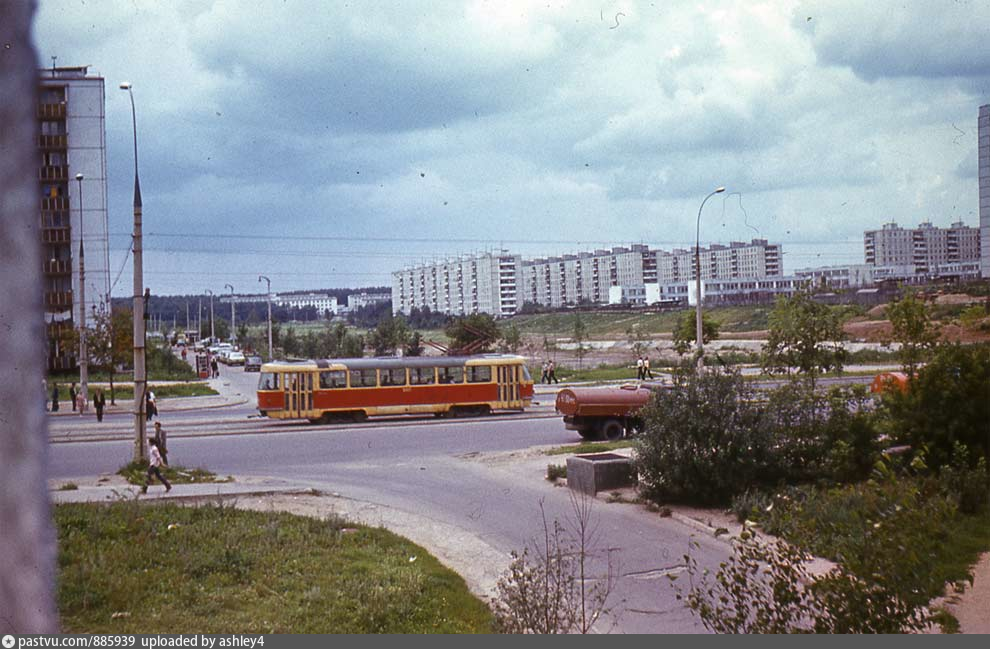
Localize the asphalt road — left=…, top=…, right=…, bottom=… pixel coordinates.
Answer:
left=48, top=365, right=733, bottom=633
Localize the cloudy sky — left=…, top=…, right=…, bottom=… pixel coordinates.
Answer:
left=34, top=0, right=990, bottom=296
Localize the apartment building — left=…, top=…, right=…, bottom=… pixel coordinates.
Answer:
left=519, top=245, right=653, bottom=309
left=346, top=291, right=391, bottom=311
left=392, top=252, right=522, bottom=317
left=864, top=221, right=981, bottom=278
left=39, top=66, right=110, bottom=371
left=657, top=239, right=781, bottom=284
left=275, top=293, right=338, bottom=314
left=794, top=264, right=875, bottom=289
left=980, top=104, right=989, bottom=278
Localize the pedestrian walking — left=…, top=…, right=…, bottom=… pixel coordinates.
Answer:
left=69, top=383, right=77, bottom=412
left=644, top=356, right=653, bottom=380
left=152, top=421, right=168, bottom=466
left=145, top=390, right=158, bottom=421
left=51, top=383, right=60, bottom=412
left=541, top=360, right=549, bottom=384
left=636, top=357, right=644, bottom=380
left=211, top=357, right=219, bottom=379
left=548, top=359, right=559, bottom=384
left=93, top=389, right=106, bottom=422
left=141, top=439, right=171, bottom=494
left=75, top=391, right=87, bottom=414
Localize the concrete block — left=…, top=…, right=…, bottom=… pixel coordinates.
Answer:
left=566, top=453, right=636, bottom=496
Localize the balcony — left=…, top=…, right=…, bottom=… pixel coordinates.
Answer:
left=38, top=103, right=66, bottom=119
left=45, top=290, right=73, bottom=308
left=42, top=227, right=70, bottom=244
left=39, top=134, right=68, bottom=150
left=41, top=196, right=69, bottom=211
left=39, top=165, right=68, bottom=181
left=44, top=259, right=71, bottom=275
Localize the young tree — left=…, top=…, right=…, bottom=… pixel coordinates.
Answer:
left=404, top=331, right=424, bottom=357
left=571, top=313, right=589, bottom=368
left=369, top=314, right=410, bottom=356
left=446, top=313, right=499, bottom=353
left=883, top=292, right=939, bottom=376
left=672, top=311, right=720, bottom=356
left=761, top=290, right=847, bottom=389
left=87, top=304, right=133, bottom=404
left=499, top=322, right=522, bottom=353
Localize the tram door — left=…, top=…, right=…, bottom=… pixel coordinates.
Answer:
left=283, top=371, right=314, bottom=417
left=497, top=365, right=520, bottom=407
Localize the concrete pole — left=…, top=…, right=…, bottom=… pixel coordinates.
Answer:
left=225, top=283, right=235, bottom=342
left=259, top=275, right=272, bottom=360
left=206, top=289, right=214, bottom=341
left=76, top=173, right=88, bottom=404
left=121, top=82, right=146, bottom=461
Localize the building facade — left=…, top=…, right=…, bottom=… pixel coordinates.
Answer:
left=980, top=104, right=989, bottom=278
left=346, top=291, right=391, bottom=312
left=40, top=66, right=110, bottom=371
left=794, top=264, right=876, bottom=289
left=392, top=252, right=522, bottom=317
left=275, top=293, right=338, bottom=314
left=865, top=221, right=981, bottom=279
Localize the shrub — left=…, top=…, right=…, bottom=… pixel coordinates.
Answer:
left=546, top=464, right=567, bottom=482
left=635, top=368, right=774, bottom=506
left=881, top=343, right=990, bottom=471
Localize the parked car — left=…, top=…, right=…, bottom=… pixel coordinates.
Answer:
left=244, top=355, right=263, bottom=372
left=227, top=351, right=246, bottom=366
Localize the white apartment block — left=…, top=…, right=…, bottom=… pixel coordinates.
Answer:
left=865, top=221, right=981, bottom=277
left=794, top=264, right=875, bottom=289
left=520, top=245, right=653, bottom=308
left=657, top=239, right=782, bottom=283
left=275, top=293, right=338, bottom=314
left=980, top=104, right=989, bottom=278
left=392, top=252, right=522, bottom=317
left=347, top=291, right=390, bottom=311
left=40, top=66, right=110, bottom=371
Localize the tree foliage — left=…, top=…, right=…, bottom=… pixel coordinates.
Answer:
left=761, top=291, right=847, bottom=386
left=671, top=311, right=720, bottom=356
left=445, top=314, right=499, bottom=353
left=883, top=292, right=939, bottom=376
left=571, top=314, right=589, bottom=368
left=369, top=315, right=410, bottom=356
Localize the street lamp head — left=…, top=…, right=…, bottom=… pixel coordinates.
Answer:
left=119, top=82, right=131, bottom=90
left=714, top=186, right=726, bottom=193
left=75, top=173, right=84, bottom=181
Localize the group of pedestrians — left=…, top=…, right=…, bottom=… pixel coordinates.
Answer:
left=47, top=382, right=108, bottom=421
left=636, top=356, right=654, bottom=380
left=540, top=359, right=559, bottom=384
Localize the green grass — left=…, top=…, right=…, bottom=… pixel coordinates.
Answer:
left=55, top=502, right=493, bottom=633
left=545, top=440, right=636, bottom=456
left=100, top=382, right=218, bottom=401
left=58, top=483, right=79, bottom=491
left=117, top=461, right=232, bottom=486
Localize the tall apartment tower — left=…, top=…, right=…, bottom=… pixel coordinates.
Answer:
left=39, top=66, right=110, bottom=371
left=392, top=252, right=521, bottom=317
left=865, top=221, right=981, bottom=277
left=980, top=104, right=989, bottom=278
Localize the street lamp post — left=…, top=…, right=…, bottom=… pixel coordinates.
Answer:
left=225, top=284, right=235, bottom=342
left=206, top=289, right=214, bottom=342
left=76, top=173, right=88, bottom=406
left=695, top=186, right=726, bottom=370
left=259, top=275, right=272, bottom=361
left=120, top=82, right=146, bottom=461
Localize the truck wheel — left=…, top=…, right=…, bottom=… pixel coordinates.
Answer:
left=600, top=418, right=625, bottom=441
left=577, top=429, right=598, bottom=440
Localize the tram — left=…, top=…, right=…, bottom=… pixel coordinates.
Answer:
left=257, top=354, right=533, bottom=423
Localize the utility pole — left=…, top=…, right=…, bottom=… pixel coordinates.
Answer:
left=120, top=82, right=146, bottom=461
left=76, top=173, right=88, bottom=405
left=206, top=289, right=215, bottom=342
left=225, top=283, right=235, bottom=343
left=259, top=275, right=272, bottom=360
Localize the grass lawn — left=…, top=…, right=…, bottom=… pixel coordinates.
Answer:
left=99, top=383, right=218, bottom=401
left=56, top=502, right=493, bottom=633
left=117, top=462, right=232, bottom=486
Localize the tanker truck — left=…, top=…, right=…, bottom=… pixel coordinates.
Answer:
left=554, top=382, right=668, bottom=441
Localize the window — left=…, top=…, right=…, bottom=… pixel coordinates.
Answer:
left=380, top=368, right=407, bottom=386
left=349, top=369, right=378, bottom=388
left=259, top=372, right=279, bottom=390
left=409, top=367, right=435, bottom=385
left=319, top=370, right=346, bottom=389
left=438, top=366, right=464, bottom=384
left=467, top=365, right=492, bottom=383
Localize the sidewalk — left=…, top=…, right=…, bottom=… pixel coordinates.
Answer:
left=45, top=377, right=249, bottom=418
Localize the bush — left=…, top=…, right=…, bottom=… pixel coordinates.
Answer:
left=635, top=369, right=775, bottom=506
left=881, top=343, right=990, bottom=471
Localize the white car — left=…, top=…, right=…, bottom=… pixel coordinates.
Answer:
left=226, top=351, right=245, bottom=366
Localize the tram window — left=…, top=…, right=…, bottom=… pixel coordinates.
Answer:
left=380, top=368, right=407, bottom=386
left=349, top=369, right=378, bottom=388
left=521, top=365, right=531, bottom=382
left=319, top=370, right=346, bottom=389
left=259, top=372, right=278, bottom=390
left=409, top=367, right=435, bottom=385
left=438, top=367, right=464, bottom=384
left=467, top=365, right=492, bottom=383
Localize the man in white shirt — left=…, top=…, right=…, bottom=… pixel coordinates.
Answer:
left=141, top=439, right=171, bottom=494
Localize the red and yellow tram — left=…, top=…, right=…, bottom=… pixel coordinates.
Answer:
left=256, top=354, right=534, bottom=423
